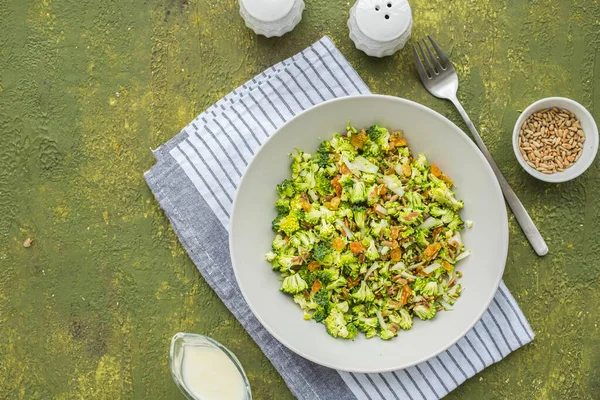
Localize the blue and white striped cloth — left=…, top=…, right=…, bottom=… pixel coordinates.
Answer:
left=145, top=36, right=534, bottom=400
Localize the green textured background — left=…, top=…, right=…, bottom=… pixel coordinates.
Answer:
left=1, top=0, right=599, bottom=398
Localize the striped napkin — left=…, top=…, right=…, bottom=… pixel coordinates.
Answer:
left=145, top=36, right=534, bottom=400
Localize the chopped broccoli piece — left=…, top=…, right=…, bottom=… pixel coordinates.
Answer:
left=352, top=280, right=375, bottom=303
left=413, top=303, right=437, bottom=320
left=277, top=212, right=300, bottom=236
left=280, top=274, right=308, bottom=294
left=277, top=179, right=296, bottom=198
left=324, top=309, right=358, bottom=339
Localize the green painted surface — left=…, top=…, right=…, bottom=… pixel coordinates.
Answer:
left=0, top=0, right=599, bottom=398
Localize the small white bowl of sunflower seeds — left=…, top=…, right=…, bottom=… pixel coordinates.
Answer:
left=513, top=97, right=599, bottom=183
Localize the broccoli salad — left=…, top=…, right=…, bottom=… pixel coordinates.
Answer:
left=264, top=123, right=471, bottom=340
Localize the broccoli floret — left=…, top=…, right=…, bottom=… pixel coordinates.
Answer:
left=345, top=323, right=359, bottom=339
left=389, top=308, right=413, bottom=330
left=293, top=293, right=318, bottom=311
left=413, top=303, right=437, bottom=320
left=414, top=153, right=429, bottom=171
left=277, top=212, right=300, bottom=236
left=326, top=276, right=348, bottom=291
left=362, top=140, right=381, bottom=157
left=324, top=308, right=357, bottom=339
left=330, top=134, right=357, bottom=160
left=322, top=267, right=340, bottom=281
left=272, top=235, right=287, bottom=251
left=347, top=181, right=367, bottom=204
left=313, top=242, right=331, bottom=263
left=315, top=173, right=334, bottom=196
left=275, top=198, right=290, bottom=213
left=364, top=238, right=379, bottom=261
left=429, top=205, right=450, bottom=218
left=370, top=218, right=388, bottom=237
left=335, top=301, right=350, bottom=313
left=365, top=328, right=378, bottom=338
left=291, top=230, right=317, bottom=250
left=384, top=201, right=401, bottom=216
left=415, top=229, right=430, bottom=248
left=340, top=251, right=358, bottom=266
left=297, top=268, right=317, bottom=286
left=430, top=187, right=464, bottom=211
left=352, top=280, right=375, bottom=303
left=315, top=270, right=333, bottom=285
left=302, top=207, right=321, bottom=224
left=405, top=191, right=424, bottom=211
left=447, top=213, right=464, bottom=231
left=346, top=121, right=358, bottom=135
left=315, top=140, right=332, bottom=168
left=353, top=206, right=367, bottom=230
left=277, top=255, right=302, bottom=272
left=271, top=212, right=285, bottom=231
left=280, top=274, right=308, bottom=294
left=366, top=184, right=381, bottom=206
left=379, top=329, right=397, bottom=340
left=312, top=308, right=328, bottom=322
left=422, top=281, right=440, bottom=296
left=316, top=219, right=336, bottom=239
left=265, top=251, right=277, bottom=262
left=398, top=209, right=422, bottom=226
left=277, top=179, right=296, bottom=198
left=355, top=314, right=379, bottom=332
left=314, top=289, right=330, bottom=308
left=367, top=125, right=390, bottom=150
left=343, top=263, right=360, bottom=279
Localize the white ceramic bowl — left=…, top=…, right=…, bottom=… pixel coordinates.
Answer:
left=229, top=95, right=508, bottom=373
left=512, top=97, right=598, bottom=183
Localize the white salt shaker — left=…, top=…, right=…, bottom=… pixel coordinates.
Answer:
left=348, top=0, right=413, bottom=57
left=239, top=0, right=305, bottom=38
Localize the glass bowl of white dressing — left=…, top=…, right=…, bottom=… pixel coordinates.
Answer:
left=170, top=332, right=252, bottom=400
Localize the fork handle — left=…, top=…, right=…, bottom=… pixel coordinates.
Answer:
left=450, top=97, right=549, bottom=256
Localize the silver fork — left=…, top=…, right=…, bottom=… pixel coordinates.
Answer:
left=413, top=36, right=548, bottom=256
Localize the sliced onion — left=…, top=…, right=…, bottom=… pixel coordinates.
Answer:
left=375, top=204, right=388, bottom=215
left=379, top=246, right=390, bottom=255
left=455, top=249, right=471, bottom=262
left=407, top=261, right=424, bottom=271
left=382, top=175, right=405, bottom=197
left=423, top=262, right=441, bottom=275
left=394, top=163, right=404, bottom=175
left=364, top=262, right=379, bottom=280
left=419, top=216, right=440, bottom=230
left=343, top=156, right=379, bottom=174
left=449, top=232, right=462, bottom=247
left=400, top=270, right=417, bottom=280
left=342, top=157, right=356, bottom=174
left=390, top=261, right=406, bottom=272
left=376, top=310, right=387, bottom=330
left=335, top=219, right=353, bottom=239
left=307, top=189, right=318, bottom=202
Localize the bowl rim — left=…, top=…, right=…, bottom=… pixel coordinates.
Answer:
left=229, top=94, right=508, bottom=372
left=512, top=97, right=599, bottom=183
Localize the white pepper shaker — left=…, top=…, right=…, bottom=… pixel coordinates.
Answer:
left=348, top=0, right=413, bottom=57
left=239, top=0, right=305, bottom=38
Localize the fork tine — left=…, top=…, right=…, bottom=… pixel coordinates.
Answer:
left=422, top=39, right=443, bottom=73
left=417, top=41, right=435, bottom=77
left=428, top=35, right=451, bottom=69
left=412, top=44, right=431, bottom=82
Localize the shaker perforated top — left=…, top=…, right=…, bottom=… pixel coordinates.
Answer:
left=348, top=0, right=413, bottom=57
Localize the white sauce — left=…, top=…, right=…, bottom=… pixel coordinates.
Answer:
left=181, top=345, right=246, bottom=400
